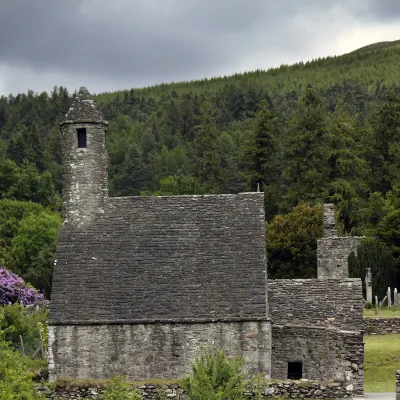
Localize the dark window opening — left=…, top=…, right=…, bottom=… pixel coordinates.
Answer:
left=77, top=128, right=87, bottom=148
left=287, top=361, right=303, bottom=380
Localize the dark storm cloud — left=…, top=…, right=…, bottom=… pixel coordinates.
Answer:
left=0, top=0, right=399, bottom=94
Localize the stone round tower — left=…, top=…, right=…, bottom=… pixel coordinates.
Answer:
left=60, top=87, right=108, bottom=228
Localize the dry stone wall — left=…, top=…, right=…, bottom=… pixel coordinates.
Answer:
left=48, top=321, right=271, bottom=381
left=364, top=317, right=400, bottom=334
left=38, top=380, right=353, bottom=399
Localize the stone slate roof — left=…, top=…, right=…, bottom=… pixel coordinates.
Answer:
left=50, top=193, right=268, bottom=324
left=61, top=87, right=107, bottom=125
left=268, top=279, right=363, bottom=331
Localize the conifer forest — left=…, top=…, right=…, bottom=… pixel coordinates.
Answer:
left=2, top=44, right=400, bottom=298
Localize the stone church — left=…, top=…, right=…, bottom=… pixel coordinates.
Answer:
left=49, top=88, right=364, bottom=395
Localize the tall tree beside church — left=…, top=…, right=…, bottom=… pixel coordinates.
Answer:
left=194, top=102, right=220, bottom=191
left=372, top=89, right=400, bottom=193
left=241, top=102, right=282, bottom=219
left=324, top=99, right=371, bottom=232
left=283, top=88, right=329, bottom=208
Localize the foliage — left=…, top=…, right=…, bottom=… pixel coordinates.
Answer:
left=364, top=334, right=400, bottom=392
left=0, top=268, right=43, bottom=305
left=266, top=204, right=323, bottom=278
left=349, top=238, right=397, bottom=300
left=181, top=348, right=246, bottom=400
left=3, top=46, right=400, bottom=285
left=100, top=375, right=142, bottom=400
left=11, top=211, right=61, bottom=294
left=0, top=316, right=44, bottom=400
left=0, top=304, right=48, bottom=355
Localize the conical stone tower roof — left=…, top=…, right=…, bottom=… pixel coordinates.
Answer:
left=61, top=87, right=107, bottom=125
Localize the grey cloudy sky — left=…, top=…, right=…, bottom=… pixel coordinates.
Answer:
left=0, top=0, right=399, bottom=96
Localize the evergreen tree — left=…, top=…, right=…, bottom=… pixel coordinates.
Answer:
left=283, top=88, right=329, bottom=208
left=194, top=102, right=220, bottom=191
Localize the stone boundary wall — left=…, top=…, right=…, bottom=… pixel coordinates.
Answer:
left=396, top=370, right=400, bottom=400
left=37, top=380, right=353, bottom=399
left=364, top=317, right=400, bottom=334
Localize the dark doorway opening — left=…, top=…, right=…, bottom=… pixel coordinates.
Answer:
left=77, top=128, right=87, bottom=148
left=287, top=361, right=303, bottom=380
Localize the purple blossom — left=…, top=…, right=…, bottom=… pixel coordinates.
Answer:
left=0, top=268, right=43, bottom=306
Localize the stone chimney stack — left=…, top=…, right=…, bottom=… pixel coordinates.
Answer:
left=322, top=203, right=338, bottom=238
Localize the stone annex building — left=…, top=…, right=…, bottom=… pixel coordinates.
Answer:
left=49, top=88, right=364, bottom=395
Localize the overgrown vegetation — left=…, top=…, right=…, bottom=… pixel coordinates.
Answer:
left=0, top=312, right=44, bottom=399
left=100, top=375, right=142, bottom=400
left=2, top=44, right=400, bottom=291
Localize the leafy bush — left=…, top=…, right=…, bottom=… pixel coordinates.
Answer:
left=0, top=268, right=43, bottom=305
left=101, top=375, right=142, bottom=400
left=181, top=349, right=246, bottom=400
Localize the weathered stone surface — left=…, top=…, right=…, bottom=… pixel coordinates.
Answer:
left=270, top=326, right=364, bottom=396
left=317, top=203, right=362, bottom=279
left=364, top=317, right=400, bottom=334
left=51, top=193, right=268, bottom=324
left=38, top=380, right=354, bottom=399
left=48, top=321, right=271, bottom=381
left=322, top=203, right=338, bottom=238
left=317, top=236, right=361, bottom=279
left=268, top=279, right=364, bottom=330
left=60, top=88, right=108, bottom=230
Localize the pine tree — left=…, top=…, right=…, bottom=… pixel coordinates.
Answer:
left=283, top=88, right=329, bottom=208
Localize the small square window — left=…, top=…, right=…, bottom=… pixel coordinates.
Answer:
left=287, top=361, right=303, bottom=380
left=77, top=128, right=87, bottom=148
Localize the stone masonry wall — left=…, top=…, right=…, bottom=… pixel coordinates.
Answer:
left=364, top=317, right=400, bottom=334
left=48, top=321, right=271, bottom=381
left=38, top=380, right=353, bottom=399
left=61, top=122, right=108, bottom=229
left=271, top=326, right=364, bottom=395
left=317, top=237, right=361, bottom=279
left=322, top=203, right=338, bottom=238
left=268, top=279, right=364, bottom=330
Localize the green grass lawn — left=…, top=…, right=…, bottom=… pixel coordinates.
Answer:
left=365, top=334, right=400, bottom=392
left=364, top=306, right=400, bottom=318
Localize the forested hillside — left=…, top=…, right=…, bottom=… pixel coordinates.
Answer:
left=1, top=44, right=400, bottom=297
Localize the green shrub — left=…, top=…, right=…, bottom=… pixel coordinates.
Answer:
left=0, top=337, right=44, bottom=399
left=0, top=304, right=48, bottom=356
left=101, top=375, right=142, bottom=400
left=181, top=349, right=246, bottom=400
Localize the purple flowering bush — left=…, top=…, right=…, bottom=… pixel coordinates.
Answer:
left=0, top=268, right=43, bottom=306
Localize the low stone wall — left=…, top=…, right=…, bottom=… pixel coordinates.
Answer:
left=38, top=380, right=353, bottom=399
left=364, top=317, right=400, bottom=334
left=396, top=370, right=400, bottom=400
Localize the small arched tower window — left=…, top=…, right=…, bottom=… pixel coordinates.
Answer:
left=77, top=128, right=87, bottom=148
